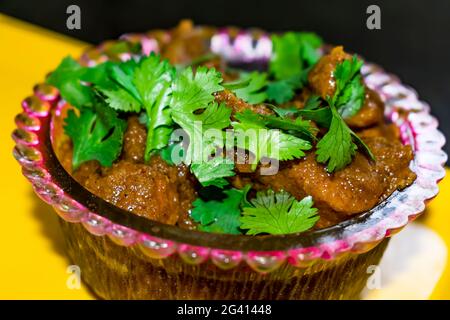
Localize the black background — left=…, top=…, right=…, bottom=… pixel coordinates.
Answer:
left=1, top=0, right=449, bottom=158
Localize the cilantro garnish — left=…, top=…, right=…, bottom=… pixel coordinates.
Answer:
left=315, top=103, right=357, bottom=172
left=233, top=110, right=312, bottom=170
left=191, top=186, right=250, bottom=234
left=47, top=56, right=95, bottom=108
left=169, top=66, right=235, bottom=187
left=314, top=56, right=374, bottom=172
left=303, top=95, right=322, bottom=110
left=133, top=54, right=175, bottom=160
left=170, top=66, right=223, bottom=117
left=333, top=55, right=365, bottom=118
left=64, top=102, right=127, bottom=170
left=266, top=80, right=295, bottom=104
left=231, top=72, right=268, bottom=104
left=235, top=109, right=317, bottom=141
left=240, top=189, right=319, bottom=235
left=190, top=157, right=235, bottom=188
left=270, top=32, right=323, bottom=81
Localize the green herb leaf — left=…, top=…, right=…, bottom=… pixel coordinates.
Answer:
left=270, top=33, right=304, bottom=80
left=82, top=61, right=142, bottom=113
left=170, top=66, right=226, bottom=164
left=222, top=77, right=252, bottom=91
left=133, top=54, right=176, bottom=160
left=98, top=87, right=141, bottom=112
left=240, top=190, right=319, bottom=235
left=190, top=157, right=235, bottom=188
left=266, top=80, right=295, bottom=104
left=298, top=32, right=323, bottom=65
left=191, top=187, right=250, bottom=234
left=270, top=32, right=323, bottom=81
left=235, top=109, right=316, bottom=141
left=64, top=103, right=127, bottom=170
left=297, top=107, right=332, bottom=128
left=171, top=66, right=223, bottom=114
left=109, top=60, right=142, bottom=102
left=168, top=66, right=234, bottom=186
left=233, top=111, right=312, bottom=169
left=47, top=56, right=94, bottom=108
left=231, top=72, right=268, bottom=104
left=315, top=104, right=357, bottom=172
left=333, top=55, right=365, bottom=118
left=303, top=95, right=322, bottom=110
left=271, top=106, right=301, bottom=118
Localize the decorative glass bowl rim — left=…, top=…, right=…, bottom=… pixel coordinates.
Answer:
left=12, top=28, right=447, bottom=271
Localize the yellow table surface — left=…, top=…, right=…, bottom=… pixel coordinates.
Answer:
left=0, top=14, right=449, bottom=300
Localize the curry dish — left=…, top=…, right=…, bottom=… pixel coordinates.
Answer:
left=52, top=21, right=416, bottom=235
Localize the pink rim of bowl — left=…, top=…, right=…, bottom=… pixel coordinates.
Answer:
left=12, top=28, right=447, bottom=274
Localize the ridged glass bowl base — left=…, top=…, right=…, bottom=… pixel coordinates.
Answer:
left=61, top=219, right=389, bottom=300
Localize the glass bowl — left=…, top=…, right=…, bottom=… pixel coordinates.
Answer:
left=12, top=28, right=446, bottom=300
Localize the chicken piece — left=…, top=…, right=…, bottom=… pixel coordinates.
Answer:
left=122, top=116, right=147, bottom=163
left=214, top=90, right=273, bottom=116
left=256, top=136, right=416, bottom=228
left=346, top=87, right=385, bottom=129
left=308, top=46, right=351, bottom=99
left=78, top=157, right=196, bottom=226
left=308, top=46, right=385, bottom=129
left=162, top=20, right=216, bottom=65
left=70, top=116, right=198, bottom=228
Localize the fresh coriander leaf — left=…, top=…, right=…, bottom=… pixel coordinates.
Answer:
left=222, top=77, right=252, bottom=91
left=298, top=32, right=323, bottom=65
left=266, top=80, right=295, bottom=104
left=80, top=60, right=142, bottom=113
left=159, top=142, right=184, bottom=166
left=315, top=105, right=357, bottom=172
left=232, top=72, right=268, bottom=104
left=351, top=132, right=376, bottom=162
left=270, top=32, right=323, bottom=81
left=47, top=56, right=94, bottom=108
left=171, top=66, right=223, bottom=114
left=194, top=102, right=232, bottom=132
left=170, top=66, right=226, bottom=164
left=270, top=33, right=304, bottom=80
left=190, top=157, right=235, bottom=188
left=97, top=87, right=141, bottom=112
left=109, top=60, right=142, bottom=103
left=297, top=107, right=332, bottom=128
left=235, top=109, right=316, bottom=141
left=272, top=106, right=301, bottom=118
left=233, top=112, right=311, bottom=169
left=191, top=187, right=249, bottom=234
left=240, top=190, right=319, bottom=235
left=64, top=103, right=127, bottom=170
left=133, top=54, right=176, bottom=160
left=80, top=61, right=116, bottom=88
left=333, top=56, right=365, bottom=118
left=303, top=95, right=322, bottom=110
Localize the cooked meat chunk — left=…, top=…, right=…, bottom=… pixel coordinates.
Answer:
left=78, top=157, right=195, bottom=225
left=308, top=46, right=385, bottom=129
left=308, top=46, right=351, bottom=99
left=256, top=136, right=416, bottom=228
left=122, top=116, right=147, bottom=163
left=161, top=20, right=216, bottom=64
left=214, top=90, right=273, bottom=116
left=346, top=87, right=384, bottom=129
left=66, top=116, right=198, bottom=228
